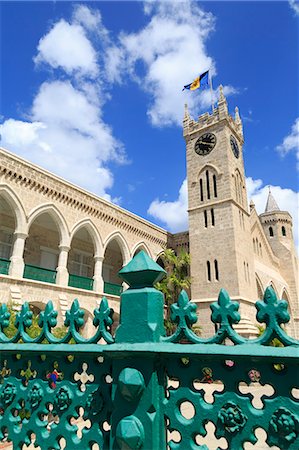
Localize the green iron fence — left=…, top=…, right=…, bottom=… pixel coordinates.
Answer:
left=23, top=264, right=57, bottom=284
left=68, top=273, right=94, bottom=291
left=0, top=257, right=10, bottom=275
left=0, top=251, right=298, bottom=449
left=104, top=281, right=123, bottom=296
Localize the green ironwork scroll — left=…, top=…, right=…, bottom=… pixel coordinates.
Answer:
left=0, top=251, right=298, bottom=449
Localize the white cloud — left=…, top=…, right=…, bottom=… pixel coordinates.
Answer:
left=289, top=0, right=299, bottom=15
left=276, top=118, right=299, bottom=169
left=0, top=6, right=126, bottom=200
left=148, top=179, right=188, bottom=232
left=73, top=4, right=103, bottom=32
left=106, top=2, right=217, bottom=126
left=34, top=19, right=98, bottom=77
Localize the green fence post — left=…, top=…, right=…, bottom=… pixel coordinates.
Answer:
left=109, top=251, right=167, bottom=450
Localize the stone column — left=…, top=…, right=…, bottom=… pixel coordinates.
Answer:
left=56, top=245, right=70, bottom=286
left=93, top=255, right=104, bottom=292
left=9, top=232, right=27, bottom=278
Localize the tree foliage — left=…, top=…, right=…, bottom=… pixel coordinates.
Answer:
left=155, top=249, right=191, bottom=333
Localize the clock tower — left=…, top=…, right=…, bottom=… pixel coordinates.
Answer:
left=184, top=86, right=257, bottom=335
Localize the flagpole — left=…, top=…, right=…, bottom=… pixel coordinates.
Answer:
left=209, top=70, right=215, bottom=113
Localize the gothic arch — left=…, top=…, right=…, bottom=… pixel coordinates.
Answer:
left=268, top=281, right=278, bottom=297
left=281, top=288, right=290, bottom=303
left=233, top=168, right=245, bottom=206
left=103, top=231, right=130, bottom=265
left=70, top=219, right=103, bottom=257
left=0, top=184, right=27, bottom=234
left=131, top=241, right=152, bottom=259
left=255, top=274, right=264, bottom=300
left=197, top=163, right=222, bottom=178
left=27, top=203, right=69, bottom=246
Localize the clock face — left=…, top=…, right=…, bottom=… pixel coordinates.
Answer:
left=194, top=133, right=216, bottom=156
left=230, top=135, right=240, bottom=158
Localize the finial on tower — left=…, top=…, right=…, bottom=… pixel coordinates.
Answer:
left=184, top=103, right=190, bottom=120
left=234, top=106, right=243, bottom=136
left=219, top=85, right=225, bottom=102
left=249, top=199, right=255, bottom=211
left=217, top=85, right=228, bottom=117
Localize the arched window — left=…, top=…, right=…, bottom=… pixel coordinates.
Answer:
left=207, top=261, right=211, bottom=281
left=282, top=226, right=286, bottom=237
left=206, top=170, right=210, bottom=200
left=204, top=210, right=208, bottom=228
left=199, top=178, right=204, bottom=202
left=247, top=263, right=250, bottom=283
left=259, top=243, right=262, bottom=256
left=244, top=262, right=247, bottom=281
left=253, top=238, right=255, bottom=253
left=214, top=259, right=219, bottom=281
left=256, top=276, right=263, bottom=299
left=213, top=174, right=217, bottom=198
left=269, top=227, right=274, bottom=237
left=211, top=209, right=215, bottom=226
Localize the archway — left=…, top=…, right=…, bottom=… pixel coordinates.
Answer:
left=68, top=227, right=95, bottom=291
left=132, top=242, right=151, bottom=258
left=24, top=212, right=61, bottom=284
left=102, top=239, right=124, bottom=296
left=0, top=195, right=16, bottom=275
left=156, top=254, right=165, bottom=270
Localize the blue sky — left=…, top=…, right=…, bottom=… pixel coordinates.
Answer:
left=0, top=1, right=298, bottom=244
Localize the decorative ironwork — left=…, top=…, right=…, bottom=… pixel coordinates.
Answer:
left=0, top=296, right=114, bottom=344
left=0, top=251, right=298, bottom=449
left=164, top=286, right=299, bottom=346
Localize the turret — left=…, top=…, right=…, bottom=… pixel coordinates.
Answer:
left=259, top=189, right=294, bottom=251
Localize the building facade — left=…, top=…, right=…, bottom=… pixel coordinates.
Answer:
left=0, top=88, right=298, bottom=337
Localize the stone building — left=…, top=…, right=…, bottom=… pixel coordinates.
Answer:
left=0, top=88, right=298, bottom=337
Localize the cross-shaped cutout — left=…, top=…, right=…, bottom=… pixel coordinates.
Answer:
left=70, top=406, right=91, bottom=438
left=193, top=380, right=224, bottom=403
left=243, top=427, right=279, bottom=449
left=74, top=363, right=94, bottom=392
left=195, top=421, right=228, bottom=449
left=21, top=432, right=41, bottom=450
left=238, top=382, right=275, bottom=409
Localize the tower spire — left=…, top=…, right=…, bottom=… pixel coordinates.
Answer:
left=265, top=188, right=280, bottom=213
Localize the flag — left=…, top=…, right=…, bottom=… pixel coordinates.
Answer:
left=183, top=70, right=209, bottom=91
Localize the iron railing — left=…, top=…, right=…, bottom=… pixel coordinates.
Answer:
left=68, top=273, right=94, bottom=291
left=0, top=257, right=10, bottom=275
left=0, top=251, right=298, bottom=449
left=23, top=264, right=57, bottom=284
left=104, top=281, right=123, bottom=296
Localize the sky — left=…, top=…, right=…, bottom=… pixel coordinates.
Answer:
left=0, top=1, right=298, bottom=247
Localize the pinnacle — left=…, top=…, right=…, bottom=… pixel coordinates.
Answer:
left=119, top=250, right=166, bottom=288
left=265, top=189, right=280, bottom=213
